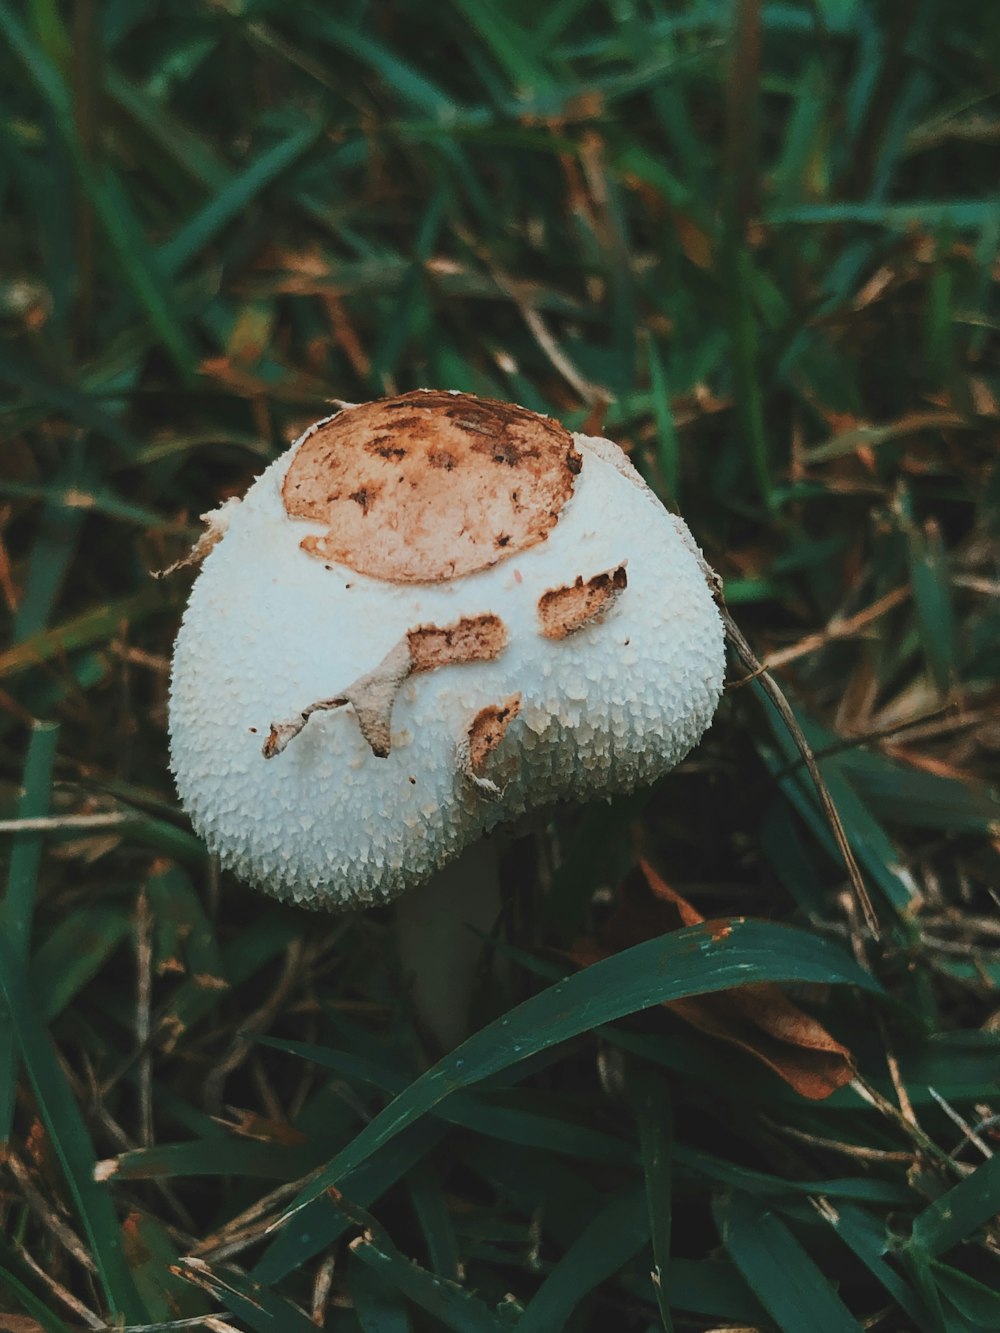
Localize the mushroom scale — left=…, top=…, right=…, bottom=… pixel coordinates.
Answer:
left=168, top=396, right=725, bottom=908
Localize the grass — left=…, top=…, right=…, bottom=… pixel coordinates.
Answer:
left=2, top=0, right=1000, bottom=1328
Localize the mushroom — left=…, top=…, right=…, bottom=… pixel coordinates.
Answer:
left=168, top=390, right=726, bottom=1047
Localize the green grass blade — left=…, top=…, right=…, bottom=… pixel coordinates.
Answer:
left=0, top=930, right=147, bottom=1320
left=716, top=1190, right=865, bottom=1333
left=907, top=516, right=959, bottom=696
left=253, top=1120, right=448, bottom=1284
left=661, top=1257, right=769, bottom=1323
left=646, top=332, right=681, bottom=503
left=824, top=1202, right=934, bottom=1327
left=518, top=1185, right=650, bottom=1332
left=932, top=1260, right=1000, bottom=1328
left=630, top=1068, right=675, bottom=1331
left=350, top=1254, right=414, bottom=1331
left=31, top=907, right=130, bottom=1022
left=0, top=720, right=58, bottom=1139
left=275, top=920, right=877, bottom=1218
left=448, top=0, right=556, bottom=95
left=158, top=123, right=320, bottom=277
left=178, top=1262, right=320, bottom=1332
left=0, top=588, right=167, bottom=680
left=0, top=2, right=197, bottom=376
left=909, top=1154, right=1000, bottom=1259
left=350, top=1231, right=508, bottom=1332
left=0, top=1264, right=72, bottom=1332
left=10, top=454, right=92, bottom=642
left=258, top=1036, right=634, bottom=1162
left=299, top=9, right=457, bottom=117
left=406, top=1159, right=461, bottom=1280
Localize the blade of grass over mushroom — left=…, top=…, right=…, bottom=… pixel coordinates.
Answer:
left=273, top=921, right=878, bottom=1218
left=715, top=1190, right=865, bottom=1333
left=0, top=931, right=147, bottom=1321
left=0, top=720, right=58, bottom=1140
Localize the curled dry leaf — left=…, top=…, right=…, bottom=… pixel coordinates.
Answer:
left=571, top=859, right=855, bottom=1100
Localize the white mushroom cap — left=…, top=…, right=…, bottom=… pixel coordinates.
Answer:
left=168, top=391, right=725, bottom=908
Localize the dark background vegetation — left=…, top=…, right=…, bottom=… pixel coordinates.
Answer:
left=2, top=0, right=1000, bottom=1328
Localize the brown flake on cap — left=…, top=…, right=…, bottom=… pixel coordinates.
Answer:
left=264, top=614, right=509, bottom=761
left=282, top=390, right=580, bottom=583
left=538, top=564, right=628, bottom=639
left=407, top=613, right=506, bottom=673
left=467, top=695, right=521, bottom=776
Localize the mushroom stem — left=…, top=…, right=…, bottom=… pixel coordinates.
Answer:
left=395, top=838, right=504, bottom=1053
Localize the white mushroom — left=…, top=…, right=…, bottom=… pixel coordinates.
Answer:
left=168, top=390, right=726, bottom=1045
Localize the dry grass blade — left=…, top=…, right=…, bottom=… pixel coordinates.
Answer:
left=705, top=562, right=881, bottom=936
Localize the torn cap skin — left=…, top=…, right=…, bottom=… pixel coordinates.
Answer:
left=168, top=390, right=726, bottom=908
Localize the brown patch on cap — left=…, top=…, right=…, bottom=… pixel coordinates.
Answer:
left=538, top=564, right=628, bottom=639
left=283, top=390, right=580, bottom=583
left=408, top=613, right=507, bottom=674
left=467, top=695, right=521, bottom=777
left=264, top=614, right=509, bottom=761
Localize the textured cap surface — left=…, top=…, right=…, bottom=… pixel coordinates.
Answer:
left=168, top=398, right=726, bottom=908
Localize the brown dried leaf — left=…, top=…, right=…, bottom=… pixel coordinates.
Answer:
left=572, top=859, right=855, bottom=1100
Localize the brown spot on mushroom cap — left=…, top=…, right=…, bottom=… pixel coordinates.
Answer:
left=408, top=613, right=507, bottom=673
left=283, top=391, right=580, bottom=583
left=467, top=695, right=521, bottom=777
left=538, top=564, right=628, bottom=639
left=263, top=614, right=509, bottom=761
